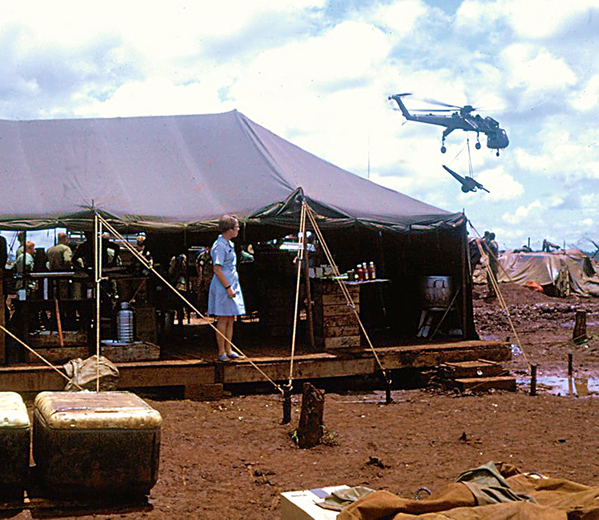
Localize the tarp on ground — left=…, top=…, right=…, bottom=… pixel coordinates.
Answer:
left=0, top=110, right=464, bottom=234
left=498, top=249, right=599, bottom=297
left=338, top=461, right=599, bottom=519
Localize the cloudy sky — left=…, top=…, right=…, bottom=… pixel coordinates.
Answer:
left=2, top=0, right=598, bottom=251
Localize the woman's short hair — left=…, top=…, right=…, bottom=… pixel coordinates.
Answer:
left=218, top=214, right=238, bottom=233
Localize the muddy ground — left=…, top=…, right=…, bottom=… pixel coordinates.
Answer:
left=12, top=282, right=599, bottom=519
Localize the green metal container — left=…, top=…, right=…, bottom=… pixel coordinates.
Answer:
left=0, top=392, right=30, bottom=498
left=33, top=391, right=162, bottom=498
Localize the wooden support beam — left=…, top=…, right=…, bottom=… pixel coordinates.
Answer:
left=0, top=274, right=4, bottom=364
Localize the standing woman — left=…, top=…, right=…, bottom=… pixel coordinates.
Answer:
left=208, top=215, right=246, bottom=361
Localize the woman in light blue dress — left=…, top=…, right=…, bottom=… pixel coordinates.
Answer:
left=208, top=215, right=246, bottom=361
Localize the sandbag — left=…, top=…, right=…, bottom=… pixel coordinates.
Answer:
left=63, top=355, right=119, bottom=391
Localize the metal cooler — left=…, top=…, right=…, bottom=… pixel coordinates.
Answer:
left=33, top=391, right=162, bottom=497
left=0, top=392, right=30, bottom=498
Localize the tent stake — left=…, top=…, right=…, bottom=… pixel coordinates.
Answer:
left=573, top=310, right=587, bottom=343
left=382, top=372, right=393, bottom=404
left=530, top=364, right=537, bottom=396
left=568, top=353, right=573, bottom=377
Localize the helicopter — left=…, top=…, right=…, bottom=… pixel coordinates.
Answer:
left=388, top=93, right=509, bottom=156
left=442, top=165, right=489, bottom=193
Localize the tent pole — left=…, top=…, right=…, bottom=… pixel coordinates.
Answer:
left=94, top=211, right=103, bottom=392
left=303, top=218, right=315, bottom=351
left=0, top=266, right=4, bottom=364
left=460, top=224, right=469, bottom=338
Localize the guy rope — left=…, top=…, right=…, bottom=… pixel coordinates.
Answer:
left=97, top=214, right=285, bottom=395
left=304, top=206, right=392, bottom=399
left=469, top=222, right=531, bottom=365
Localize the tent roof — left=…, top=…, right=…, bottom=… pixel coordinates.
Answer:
left=0, top=110, right=464, bottom=232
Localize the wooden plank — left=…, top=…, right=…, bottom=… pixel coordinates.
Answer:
left=102, top=342, right=161, bottom=362
left=319, top=293, right=360, bottom=305
left=320, top=325, right=360, bottom=338
left=442, top=359, right=503, bottom=378
left=25, top=346, right=89, bottom=364
left=23, top=342, right=161, bottom=364
left=377, top=343, right=511, bottom=368
left=316, top=335, right=361, bottom=349
left=0, top=359, right=214, bottom=392
left=321, top=303, right=359, bottom=317
left=456, top=376, right=516, bottom=392
left=135, top=306, right=157, bottom=343
left=314, top=314, right=360, bottom=329
left=27, top=331, right=87, bottom=348
left=223, top=357, right=375, bottom=384
left=312, top=282, right=360, bottom=296
left=117, top=363, right=214, bottom=387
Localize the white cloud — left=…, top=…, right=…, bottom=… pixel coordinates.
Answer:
left=503, top=0, right=598, bottom=40
left=570, top=74, right=599, bottom=111
left=369, top=0, right=429, bottom=37
left=501, top=44, right=577, bottom=95
left=476, top=167, right=524, bottom=200
left=457, top=0, right=597, bottom=40
left=454, top=0, right=503, bottom=33
left=502, top=200, right=542, bottom=225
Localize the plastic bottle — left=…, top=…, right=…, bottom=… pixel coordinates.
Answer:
left=356, top=264, right=364, bottom=282
left=369, top=261, right=376, bottom=280
left=117, top=302, right=135, bottom=343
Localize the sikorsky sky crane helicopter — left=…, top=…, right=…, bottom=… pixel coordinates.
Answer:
left=388, top=93, right=509, bottom=156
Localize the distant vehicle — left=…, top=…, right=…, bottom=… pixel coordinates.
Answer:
left=442, top=165, right=489, bottom=193
left=388, top=93, right=509, bottom=156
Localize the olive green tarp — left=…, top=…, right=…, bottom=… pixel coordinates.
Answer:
left=0, top=110, right=464, bottom=236
left=338, top=462, right=599, bottom=519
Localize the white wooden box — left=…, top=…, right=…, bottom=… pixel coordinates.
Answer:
left=281, top=485, right=349, bottom=520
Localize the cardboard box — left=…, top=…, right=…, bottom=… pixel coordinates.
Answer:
left=281, top=485, right=349, bottom=520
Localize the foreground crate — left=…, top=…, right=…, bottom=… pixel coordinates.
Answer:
left=0, top=392, right=30, bottom=499
left=33, top=391, right=162, bottom=497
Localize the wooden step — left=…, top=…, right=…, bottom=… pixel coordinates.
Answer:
left=455, top=376, right=516, bottom=392
left=441, top=359, right=504, bottom=379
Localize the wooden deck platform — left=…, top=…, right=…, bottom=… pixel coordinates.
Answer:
left=0, top=339, right=510, bottom=399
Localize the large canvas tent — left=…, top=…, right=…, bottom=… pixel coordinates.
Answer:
left=0, top=110, right=476, bottom=338
left=0, top=110, right=464, bottom=235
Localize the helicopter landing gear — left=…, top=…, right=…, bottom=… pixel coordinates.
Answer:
left=441, top=145, right=447, bottom=153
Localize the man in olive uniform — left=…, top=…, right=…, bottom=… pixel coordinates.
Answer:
left=47, top=232, right=73, bottom=270
left=483, top=231, right=499, bottom=299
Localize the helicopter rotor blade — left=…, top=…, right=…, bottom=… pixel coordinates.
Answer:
left=411, top=108, right=454, bottom=113
left=419, top=97, right=463, bottom=109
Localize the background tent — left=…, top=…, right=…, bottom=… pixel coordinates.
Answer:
left=0, top=110, right=464, bottom=235
left=499, top=250, right=599, bottom=297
